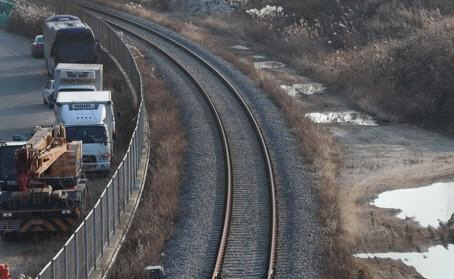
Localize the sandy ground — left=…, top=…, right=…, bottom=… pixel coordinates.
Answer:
left=335, top=122, right=454, bottom=278
left=250, top=59, right=454, bottom=278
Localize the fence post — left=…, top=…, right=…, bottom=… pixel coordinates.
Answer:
left=122, top=165, right=127, bottom=209
left=117, top=171, right=121, bottom=221
left=52, top=259, right=56, bottom=279
left=107, top=188, right=110, bottom=244
left=93, top=206, right=97, bottom=270
left=100, top=196, right=104, bottom=257
left=84, top=221, right=89, bottom=279
left=112, top=177, right=117, bottom=231
left=75, top=232, right=79, bottom=279
left=64, top=245, right=68, bottom=279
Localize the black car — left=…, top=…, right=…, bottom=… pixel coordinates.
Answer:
left=31, top=34, right=44, bottom=58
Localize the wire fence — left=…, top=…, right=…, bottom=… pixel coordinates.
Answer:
left=36, top=7, right=146, bottom=279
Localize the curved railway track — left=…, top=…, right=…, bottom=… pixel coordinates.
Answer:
left=81, top=4, right=278, bottom=278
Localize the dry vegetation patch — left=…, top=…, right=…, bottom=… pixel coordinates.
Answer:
left=109, top=52, right=186, bottom=279
left=5, top=0, right=58, bottom=37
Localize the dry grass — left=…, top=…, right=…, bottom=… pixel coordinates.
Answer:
left=5, top=0, right=53, bottom=37
left=320, top=18, right=454, bottom=133
left=4, top=0, right=75, bottom=37
left=109, top=52, right=186, bottom=279
left=233, top=1, right=454, bottom=135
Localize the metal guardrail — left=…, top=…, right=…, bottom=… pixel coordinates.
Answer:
left=35, top=7, right=146, bottom=279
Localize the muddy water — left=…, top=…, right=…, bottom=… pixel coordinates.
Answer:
left=356, top=244, right=454, bottom=279
left=305, top=111, right=377, bottom=126
left=373, top=181, right=454, bottom=227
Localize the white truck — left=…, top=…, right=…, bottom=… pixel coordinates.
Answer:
left=43, top=64, right=103, bottom=107
left=55, top=91, right=115, bottom=172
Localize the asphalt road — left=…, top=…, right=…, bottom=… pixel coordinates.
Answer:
left=0, top=29, right=56, bottom=276
left=0, top=29, right=54, bottom=141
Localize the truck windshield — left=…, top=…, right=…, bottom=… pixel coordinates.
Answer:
left=65, top=126, right=107, bottom=144
left=0, top=146, right=17, bottom=178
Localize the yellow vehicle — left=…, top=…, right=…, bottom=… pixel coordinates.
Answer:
left=0, top=125, right=86, bottom=239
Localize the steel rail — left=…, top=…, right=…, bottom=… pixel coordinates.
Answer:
left=81, top=4, right=277, bottom=278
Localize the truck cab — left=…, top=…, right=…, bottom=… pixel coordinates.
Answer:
left=56, top=91, right=115, bottom=172
left=0, top=142, right=26, bottom=192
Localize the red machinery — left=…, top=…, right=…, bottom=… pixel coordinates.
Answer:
left=0, top=265, right=11, bottom=279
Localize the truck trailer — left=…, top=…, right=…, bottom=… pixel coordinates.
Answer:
left=43, top=63, right=103, bottom=107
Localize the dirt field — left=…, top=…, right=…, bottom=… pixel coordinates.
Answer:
left=335, top=118, right=454, bottom=277
left=256, top=56, right=454, bottom=278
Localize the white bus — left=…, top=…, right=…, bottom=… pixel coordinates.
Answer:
left=43, top=15, right=98, bottom=76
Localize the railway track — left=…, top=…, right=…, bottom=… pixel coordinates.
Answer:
left=81, top=4, right=278, bottom=278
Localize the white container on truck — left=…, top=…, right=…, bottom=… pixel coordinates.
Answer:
left=44, top=63, right=103, bottom=106
left=55, top=91, right=115, bottom=172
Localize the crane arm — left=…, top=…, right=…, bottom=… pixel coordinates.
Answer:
left=16, top=124, right=68, bottom=192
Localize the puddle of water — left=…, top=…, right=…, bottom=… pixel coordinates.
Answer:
left=231, top=45, right=250, bottom=50
left=305, top=111, right=377, bottom=126
left=254, top=61, right=286, bottom=70
left=281, top=83, right=326, bottom=96
left=372, top=182, right=454, bottom=228
left=356, top=244, right=454, bottom=279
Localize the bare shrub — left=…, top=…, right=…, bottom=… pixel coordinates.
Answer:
left=319, top=18, right=454, bottom=134
left=5, top=1, right=53, bottom=37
